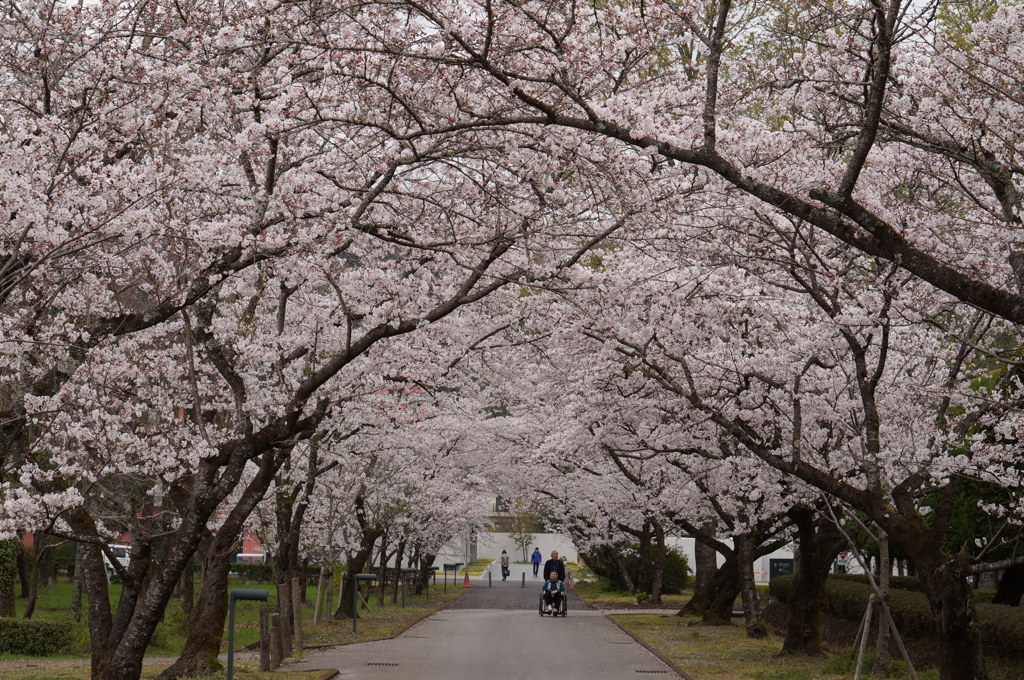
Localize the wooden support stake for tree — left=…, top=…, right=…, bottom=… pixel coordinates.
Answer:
left=854, top=594, right=875, bottom=680
left=313, top=567, right=327, bottom=624
left=880, top=597, right=920, bottom=680
left=259, top=608, right=271, bottom=671
left=291, top=576, right=304, bottom=652
left=270, top=613, right=282, bottom=670
left=279, top=592, right=293, bottom=659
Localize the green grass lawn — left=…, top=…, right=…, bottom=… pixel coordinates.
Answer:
left=607, top=613, right=936, bottom=680
left=572, top=579, right=693, bottom=607
left=1, top=575, right=466, bottom=667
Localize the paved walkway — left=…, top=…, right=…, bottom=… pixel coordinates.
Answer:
left=288, top=561, right=682, bottom=679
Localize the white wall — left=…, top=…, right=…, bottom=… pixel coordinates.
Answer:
left=435, top=532, right=581, bottom=565
left=438, top=532, right=802, bottom=584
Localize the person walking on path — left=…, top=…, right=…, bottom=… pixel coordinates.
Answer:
left=561, top=555, right=574, bottom=590
left=500, top=550, right=511, bottom=581
left=531, top=547, right=543, bottom=576
left=543, top=550, right=566, bottom=583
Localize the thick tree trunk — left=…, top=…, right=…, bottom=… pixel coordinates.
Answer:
left=158, top=452, right=282, bottom=680
left=930, top=558, right=986, bottom=680
left=781, top=507, right=842, bottom=655
left=993, top=564, right=1024, bottom=606
left=613, top=548, right=636, bottom=593
left=68, top=544, right=84, bottom=622
left=895, top=529, right=986, bottom=680
left=635, top=522, right=652, bottom=595
left=0, top=538, right=18, bottom=617
left=649, top=523, right=666, bottom=605
left=157, top=543, right=231, bottom=679
left=415, top=552, right=436, bottom=596
left=17, top=543, right=29, bottom=598
left=179, top=556, right=194, bottom=622
left=375, top=534, right=388, bottom=607
left=736, top=534, right=766, bottom=638
left=679, top=554, right=738, bottom=625
left=333, top=533, right=381, bottom=620
left=693, top=533, right=718, bottom=592
left=391, top=541, right=405, bottom=604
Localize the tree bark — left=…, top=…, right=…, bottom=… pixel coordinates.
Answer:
left=159, top=451, right=282, bottom=680
left=781, top=507, right=843, bottom=655
left=649, top=521, right=667, bottom=605
left=17, top=542, right=29, bottom=598
left=391, top=540, right=405, bottom=604
left=157, top=538, right=231, bottom=679
left=680, top=553, right=738, bottom=625
left=68, top=543, right=84, bottom=622
left=333, top=531, right=382, bottom=620
left=890, top=520, right=987, bottom=680
left=993, top=564, right=1024, bottom=606
left=0, top=539, right=18, bottom=617
left=736, top=534, right=766, bottom=638
left=694, top=532, right=718, bottom=592
left=375, top=534, right=389, bottom=607
left=415, top=552, right=436, bottom=596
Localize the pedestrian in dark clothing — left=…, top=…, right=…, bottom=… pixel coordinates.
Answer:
left=531, top=547, right=543, bottom=576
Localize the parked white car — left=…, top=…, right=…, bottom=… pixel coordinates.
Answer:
left=103, top=544, right=131, bottom=578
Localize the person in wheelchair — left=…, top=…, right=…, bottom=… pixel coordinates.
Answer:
left=541, top=570, right=565, bottom=614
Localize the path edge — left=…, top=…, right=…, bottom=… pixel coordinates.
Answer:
left=602, top=612, right=697, bottom=680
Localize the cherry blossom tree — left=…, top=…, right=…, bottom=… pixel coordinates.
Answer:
left=0, top=4, right=642, bottom=680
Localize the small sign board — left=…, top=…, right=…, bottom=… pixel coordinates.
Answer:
left=769, top=558, right=794, bottom=580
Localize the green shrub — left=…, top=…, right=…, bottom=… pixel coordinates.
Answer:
left=583, top=544, right=690, bottom=595
left=771, top=574, right=1024, bottom=657
left=831, top=573, right=926, bottom=592
left=0, top=618, right=74, bottom=655
left=229, top=563, right=322, bottom=582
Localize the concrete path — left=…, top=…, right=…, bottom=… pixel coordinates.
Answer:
left=288, top=564, right=681, bottom=679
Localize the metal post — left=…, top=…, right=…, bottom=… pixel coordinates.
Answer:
left=522, top=572, right=525, bottom=588
left=227, top=589, right=268, bottom=680
left=488, top=570, right=492, bottom=588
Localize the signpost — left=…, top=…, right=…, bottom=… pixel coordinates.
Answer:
left=227, top=588, right=268, bottom=680
left=769, top=558, right=794, bottom=581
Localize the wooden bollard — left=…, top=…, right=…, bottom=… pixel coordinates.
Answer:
left=291, top=577, right=304, bottom=652
left=270, top=613, right=282, bottom=669
left=259, top=608, right=271, bottom=671
left=313, top=567, right=327, bottom=624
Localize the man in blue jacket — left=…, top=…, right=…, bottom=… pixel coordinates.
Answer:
left=531, top=547, right=543, bottom=576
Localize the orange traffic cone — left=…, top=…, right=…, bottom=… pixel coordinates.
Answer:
left=462, top=569, right=472, bottom=587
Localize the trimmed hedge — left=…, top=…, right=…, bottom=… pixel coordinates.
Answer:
left=229, top=563, right=323, bottom=582
left=831, top=573, right=926, bottom=593
left=0, top=618, right=74, bottom=655
left=770, top=574, right=1024, bottom=657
